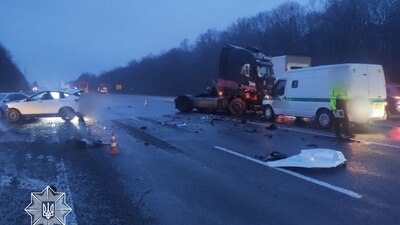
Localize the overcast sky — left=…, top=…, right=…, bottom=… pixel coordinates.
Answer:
left=0, top=0, right=308, bottom=88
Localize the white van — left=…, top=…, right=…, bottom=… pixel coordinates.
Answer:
left=263, top=64, right=387, bottom=128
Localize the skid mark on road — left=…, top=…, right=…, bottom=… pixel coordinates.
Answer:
left=214, top=146, right=362, bottom=199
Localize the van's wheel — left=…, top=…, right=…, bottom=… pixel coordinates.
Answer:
left=263, top=105, right=275, bottom=121
left=316, top=109, right=333, bottom=129
left=60, top=108, right=76, bottom=121
left=228, top=98, right=247, bottom=116
left=175, top=95, right=193, bottom=113
left=7, top=109, right=21, bottom=122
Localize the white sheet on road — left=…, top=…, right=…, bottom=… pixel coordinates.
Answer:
left=267, top=149, right=346, bottom=168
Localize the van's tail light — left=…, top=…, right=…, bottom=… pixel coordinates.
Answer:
left=394, top=96, right=400, bottom=100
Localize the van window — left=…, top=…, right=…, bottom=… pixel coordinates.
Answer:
left=272, top=80, right=286, bottom=96
left=292, top=80, right=298, bottom=88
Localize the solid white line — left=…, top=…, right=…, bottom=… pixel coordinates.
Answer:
left=247, top=121, right=400, bottom=149
left=214, top=146, right=362, bottom=199
left=56, top=159, right=78, bottom=225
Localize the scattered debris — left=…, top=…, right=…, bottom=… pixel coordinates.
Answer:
left=144, top=142, right=150, bottom=146
left=176, top=123, right=186, bottom=127
left=127, top=105, right=133, bottom=108
left=264, top=134, right=273, bottom=138
left=244, top=129, right=257, bottom=133
left=266, top=151, right=287, bottom=161
left=66, top=137, right=87, bottom=149
left=140, top=126, right=147, bottom=130
left=240, top=119, right=247, bottom=124
left=66, top=137, right=106, bottom=149
left=265, top=124, right=277, bottom=130
left=267, top=149, right=347, bottom=168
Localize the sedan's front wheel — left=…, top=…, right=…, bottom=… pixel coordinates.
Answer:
left=7, top=109, right=21, bottom=122
left=60, top=108, right=76, bottom=121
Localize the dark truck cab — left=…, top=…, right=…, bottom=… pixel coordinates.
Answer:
left=175, top=45, right=274, bottom=115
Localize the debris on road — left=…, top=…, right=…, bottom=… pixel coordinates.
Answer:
left=176, top=123, right=186, bottom=127
left=244, top=129, right=257, bottom=133
left=140, top=126, right=147, bottom=130
left=267, top=149, right=347, bottom=168
left=255, top=151, right=287, bottom=162
left=267, top=151, right=287, bottom=161
left=265, top=124, right=277, bottom=130
left=66, top=137, right=87, bottom=149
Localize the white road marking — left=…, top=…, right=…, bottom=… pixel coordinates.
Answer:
left=56, top=159, right=78, bottom=225
left=214, top=146, right=362, bottom=199
left=247, top=121, right=400, bottom=149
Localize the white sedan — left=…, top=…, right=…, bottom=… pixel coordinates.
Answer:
left=5, top=90, right=83, bottom=122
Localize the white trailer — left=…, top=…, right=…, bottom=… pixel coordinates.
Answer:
left=271, top=55, right=311, bottom=80
left=263, top=63, right=387, bottom=128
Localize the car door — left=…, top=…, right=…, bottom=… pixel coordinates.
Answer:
left=271, top=79, right=289, bottom=115
left=44, top=91, right=64, bottom=114
left=17, top=92, right=47, bottom=115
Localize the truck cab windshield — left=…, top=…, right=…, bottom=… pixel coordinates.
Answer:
left=257, top=66, right=272, bottom=78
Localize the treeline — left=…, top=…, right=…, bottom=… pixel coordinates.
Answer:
left=0, top=43, right=29, bottom=92
left=76, top=0, right=400, bottom=96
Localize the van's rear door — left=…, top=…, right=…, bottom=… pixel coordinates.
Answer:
left=368, top=65, right=386, bottom=119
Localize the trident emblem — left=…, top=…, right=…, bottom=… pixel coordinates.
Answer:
left=42, top=201, right=55, bottom=220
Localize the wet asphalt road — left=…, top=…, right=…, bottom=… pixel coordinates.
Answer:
left=0, top=94, right=399, bottom=225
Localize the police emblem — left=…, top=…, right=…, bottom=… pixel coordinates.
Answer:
left=25, top=186, right=72, bottom=225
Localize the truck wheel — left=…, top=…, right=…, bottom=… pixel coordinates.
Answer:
left=175, top=95, right=193, bottom=113
left=316, top=109, right=333, bottom=129
left=228, top=98, right=247, bottom=116
left=60, top=108, right=76, bottom=121
left=7, top=109, right=21, bottom=122
left=263, top=105, right=275, bottom=121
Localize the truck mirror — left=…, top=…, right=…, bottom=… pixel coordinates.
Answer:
left=241, top=64, right=250, bottom=77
